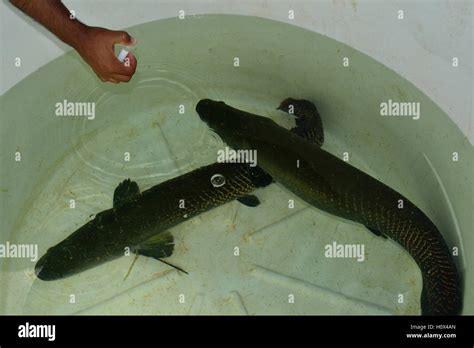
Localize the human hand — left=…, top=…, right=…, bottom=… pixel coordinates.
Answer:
left=73, top=26, right=137, bottom=83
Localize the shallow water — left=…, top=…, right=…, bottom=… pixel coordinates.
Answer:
left=0, top=15, right=472, bottom=314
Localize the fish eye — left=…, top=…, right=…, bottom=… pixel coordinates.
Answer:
left=210, top=174, right=226, bottom=187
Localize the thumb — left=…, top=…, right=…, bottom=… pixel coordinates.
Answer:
left=111, top=30, right=136, bottom=46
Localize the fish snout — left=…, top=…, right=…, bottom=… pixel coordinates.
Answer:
left=196, top=99, right=227, bottom=123
left=35, top=250, right=62, bottom=281
left=196, top=99, right=214, bottom=120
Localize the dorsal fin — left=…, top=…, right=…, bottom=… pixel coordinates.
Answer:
left=113, top=178, right=140, bottom=208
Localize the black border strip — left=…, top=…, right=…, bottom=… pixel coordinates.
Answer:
left=0, top=315, right=473, bottom=345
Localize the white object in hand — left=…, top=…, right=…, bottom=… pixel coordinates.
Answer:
left=117, top=49, right=129, bottom=63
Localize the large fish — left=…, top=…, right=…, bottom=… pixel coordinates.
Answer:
left=35, top=101, right=321, bottom=281
left=196, top=98, right=463, bottom=315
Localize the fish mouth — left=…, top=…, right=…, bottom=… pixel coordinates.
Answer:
left=35, top=253, right=62, bottom=281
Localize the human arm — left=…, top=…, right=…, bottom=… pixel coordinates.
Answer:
left=10, top=0, right=137, bottom=83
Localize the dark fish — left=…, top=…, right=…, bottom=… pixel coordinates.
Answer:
left=196, top=98, right=463, bottom=315
left=35, top=102, right=321, bottom=281
left=35, top=164, right=271, bottom=280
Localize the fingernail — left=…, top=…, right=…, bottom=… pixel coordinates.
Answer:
left=130, top=37, right=137, bottom=46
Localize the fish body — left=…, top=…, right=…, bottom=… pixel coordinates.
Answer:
left=36, top=99, right=321, bottom=281
left=196, top=98, right=463, bottom=315
left=35, top=163, right=272, bottom=280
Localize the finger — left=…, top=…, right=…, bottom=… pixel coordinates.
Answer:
left=110, top=74, right=132, bottom=83
left=113, top=52, right=137, bottom=75
left=110, top=30, right=136, bottom=46
left=125, top=52, right=137, bottom=71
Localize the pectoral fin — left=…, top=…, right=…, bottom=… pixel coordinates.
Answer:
left=134, top=232, right=188, bottom=274
left=247, top=166, right=273, bottom=188
left=135, top=232, right=175, bottom=259
left=113, top=178, right=140, bottom=208
left=237, top=194, right=261, bottom=207
left=278, top=98, right=324, bottom=146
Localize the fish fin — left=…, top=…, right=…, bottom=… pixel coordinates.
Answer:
left=134, top=232, right=175, bottom=259
left=366, top=226, right=387, bottom=239
left=237, top=195, right=261, bottom=207
left=123, top=253, right=139, bottom=281
left=278, top=98, right=324, bottom=146
left=157, top=258, right=188, bottom=274
left=247, top=166, right=273, bottom=188
left=113, top=178, right=140, bottom=208
left=135, top=233, right=188, bottom=274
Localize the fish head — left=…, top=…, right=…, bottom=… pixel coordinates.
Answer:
left=35, top=244, right=78, bottom=281
left=35, top=210, right=119, bottom=281
left=196, top=99, right=273, bottom=150
left=196, top=99, right=243, bottom=139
